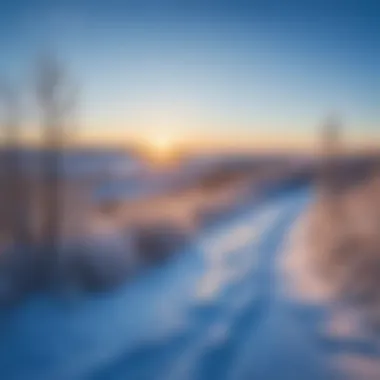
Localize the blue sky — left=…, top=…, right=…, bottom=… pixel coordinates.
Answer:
left=0, top=0, right=379, bottom=149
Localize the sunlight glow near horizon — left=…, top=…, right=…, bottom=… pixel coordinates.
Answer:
left=146, top=134, right=177, bottom=157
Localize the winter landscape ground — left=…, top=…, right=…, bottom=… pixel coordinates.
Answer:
left=1, top=158, right=380, bottom=379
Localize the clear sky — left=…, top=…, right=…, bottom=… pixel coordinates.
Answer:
left=0, top=0, right=379, bottom=151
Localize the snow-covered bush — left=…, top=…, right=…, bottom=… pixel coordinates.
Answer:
left=135, top=222, right=192, bottom=265
left=308, top=176, right=380, bottom=327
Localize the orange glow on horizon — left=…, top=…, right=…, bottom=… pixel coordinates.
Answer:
left=10, top=123, right=379, bottom=155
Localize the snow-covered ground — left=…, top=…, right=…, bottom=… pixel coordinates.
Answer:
left=3, top=174, right=378, bottom=379
left=282, top=193, right=380, bottom=380
left=0, top=186, right=333, bottom=380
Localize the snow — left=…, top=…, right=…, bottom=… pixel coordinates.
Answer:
left=0, top=187, right=316, bottom=379
left=281, top=195, right=380, bottom=380
left=2, top=184, right=379, bottom=379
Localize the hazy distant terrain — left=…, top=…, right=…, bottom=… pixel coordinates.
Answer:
left=0, top=149, right=312, bottom=300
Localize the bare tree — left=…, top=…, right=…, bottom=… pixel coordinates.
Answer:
left=35, top=55, right=78, bottom=258
left=0, top=80, right=27, bottom=244
left=320, top=115, right=342, bottom=191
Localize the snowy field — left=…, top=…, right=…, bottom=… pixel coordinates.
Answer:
left=0, top=187, right=336, bottom=380
left=1, top=177, right=377, bottom=379
left=283, top=197, right=380, bottom=380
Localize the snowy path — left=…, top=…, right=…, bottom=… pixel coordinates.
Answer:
left=0, top=188, right=333, bottom=380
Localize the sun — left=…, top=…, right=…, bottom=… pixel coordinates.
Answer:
left=146, top=134, right=178, bottom=162
left=151, top=135, right=173, bottom=154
